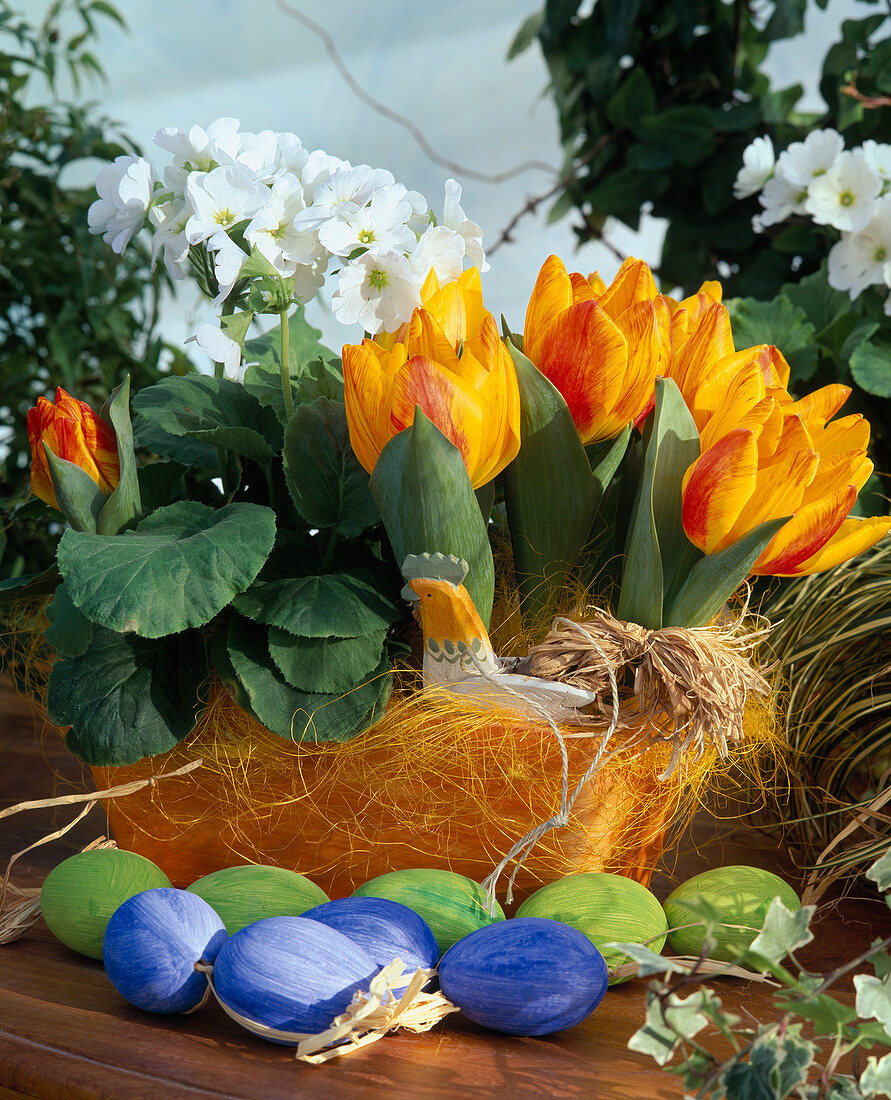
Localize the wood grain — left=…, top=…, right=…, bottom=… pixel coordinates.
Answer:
left=1, top=678, right=887, bottom=1099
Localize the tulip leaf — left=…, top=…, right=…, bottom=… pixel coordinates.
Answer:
left=283, top=397, right=379, bottom=537
left=586, top=424, right=632, bottom=498
left=47, top=627, right=208, bottom=765
left=617, top=378, right=701, bottom=629
left=268, top=626, right=388, bottom=693
left=227, top=616, right=391, bottom=742
left=97, top=375, right=142, bottom=536
left=44, top=582, right=92, bottom=657
left=57, top=500, right=276, bottom=638
left=132, top=374, right=283, bottom=466
left=370, top=409, right=495, bottom=627
left=43, top=445, right=106, bottom=533
left=233, top=570, right=400, bottom=638
left=502, top=343, right=598, bottom=627
left=663, top=516, right=790, bottom=628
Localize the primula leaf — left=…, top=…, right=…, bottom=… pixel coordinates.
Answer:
left=283, top=397, right=379, bottom=537
left=242, top=356, right=345, bottom=422
left=724, top=296, right=818, bottom=385
left=501, top=342, right=597, bottom=627
left=268, top=627, right=388, bottom=694
left=234, top=570, right=399, bottom=638
left=57, top=501, right=276, bottom=638
left=748, top=896, right=816, bottom=964
left=47, top=627, right=207, bottom=765
left=851, top=340, right=891, bottom=398
left=133, top=419, right=218, bottom=468
left=227, top=616, right=391, bottom=742
left=242, top=305, right=337, bottom=420
left=663, top=516, right=789, bottom=629
left=371, top=410, right=495, bottom=627
left=44, top=582, right=92, bottom=657
left=132, top=374, right=282, bottom=466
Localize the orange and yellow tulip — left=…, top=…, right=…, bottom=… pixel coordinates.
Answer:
left=682, top=386, right=891, bottom=576
left=343, top=268, right=521, bottom=489
left=28, top=387, right=120, bottom=511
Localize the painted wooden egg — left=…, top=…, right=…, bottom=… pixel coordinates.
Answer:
left=186, top=865, right=329, bottom=934
left=301, top=896, right=440, bottom=980
left=103, top=887, right=227, bottom=1014
left=516, top=872, right=668, bottom=982
left=40, top=849, right=171, bottom=960
left=664, top=865, right=801, bottom=961
left=439, top=917, right=609, bottom=1036
left=211, top=916, right=379, bottom=1038
left=352, top=868, right=505, bottom=952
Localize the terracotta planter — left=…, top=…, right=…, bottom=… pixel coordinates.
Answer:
left=90, top=684, right=690, bottom=904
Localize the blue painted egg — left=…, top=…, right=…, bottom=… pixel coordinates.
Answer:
left=102, top=887, right=227, bottom=1014
left=301, top=897, right=440, bottom=983
left=212, top=916, right=379, bottom=1039
left=438, top=917, right=609, bottom=1036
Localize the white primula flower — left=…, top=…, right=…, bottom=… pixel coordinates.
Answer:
left=87, top=155, right=155, bottom=254
left=317, top=186, right=415, bottom=257
left=184, top=165, right=268, bottom=245
left=442, top=179, right=488, bottom=271
left=245, top=175, right=312, bottom=274
left=734, top=136, right=775, bottom=199
left=827, top=195, right=891, bottom=297
left=206, top=230, right=248, bottom=304
left=805, top=150, right=882, bottom=233
left=310, top=164, right=397, bottom=218
left=227, top=129, right=280, bottom=182
left=757, top=173, right=808, bottom=227
left=300, top=149, right=352, bottom=203
left=409, top=225, right=466, bottom=284
left=860, top=139, right=891, bottom=192
left=332, top=250, right=421, bottom=334
left=154, top=118, right=241, bottom=172
left=777, top=128, right=844, bottom=187
left=291, top=258, right=328, bottom=304
left=148, top=197, right=190, bottom=279
left=186, top=323, right=242, bottom=380
left=274, top=131, right=310, bottom=178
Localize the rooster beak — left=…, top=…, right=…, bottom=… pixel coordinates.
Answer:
left=400, top=582, right=420, bottom=603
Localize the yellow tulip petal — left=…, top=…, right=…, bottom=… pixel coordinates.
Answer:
left=752, top=484, right=857, bottom=575
left=669, top=302, right=735, bottom=401
left=523, top=255, right=575, bottom=364
left=773, top=515, right=891, bottom=576
left=787, top=383, right=851, bottom=426
left=725, top=444, right=817, bottom=546
left=595, top=259, right=658, bottom=320
left=682, top=429, right=757, bottom=554
left=610, top=298, right=669, bottom=427
left=586, top=270, right=607, bottom=296
left=342, top=341, right=393, bottom=475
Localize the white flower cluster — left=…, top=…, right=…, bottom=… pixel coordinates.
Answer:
left=735, top=130, right=891, bottom=313
left=86, top=117, right=487, bottom=338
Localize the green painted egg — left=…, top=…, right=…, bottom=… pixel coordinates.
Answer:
left=40, top=849, right=171, bottom=959
left=664, top=865, right=801, bottom=962
left=352, top=868, right=505, bottom=952
left=516, top=872, right=668, bottom=983
left=186, top=865, right=329, bottom=934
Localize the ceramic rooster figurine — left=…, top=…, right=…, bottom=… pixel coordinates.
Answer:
left=401, top=553, right=599, bottom=724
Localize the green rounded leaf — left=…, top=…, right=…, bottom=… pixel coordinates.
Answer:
left=47, top=628, right=208, bottom=765
left=44, top=582, right=92, bottom=657
left=233, top=570, right=398, bottom=638
left=227, top=617, right=391, bottom=742
left=57, top=501, right=276, bottom=638
left=268, top=627, right=387, bottom=693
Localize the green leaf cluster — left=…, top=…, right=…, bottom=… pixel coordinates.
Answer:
left=622, top=848, right=891, bottom=1098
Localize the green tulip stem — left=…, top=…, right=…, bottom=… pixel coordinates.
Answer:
left=279, top=306, right=294, bottom=420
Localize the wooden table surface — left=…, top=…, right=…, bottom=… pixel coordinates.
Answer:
left=1, top=679, right=888, bottom=1100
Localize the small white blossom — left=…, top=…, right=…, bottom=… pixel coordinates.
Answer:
left=148, top=197, right=190, bottom=279
left=225, top=129, right=280, bottom=182
left=273, top=131, right=310, bottom=178
left=734, top=136, right=775, bottom=199
left=827, top=195, right=891, bottom=297
left=805, top=150, right=882, bottom=233
left=332, top=249, right=421, bottom=334
left=206, top=230, right=248, bottom=304
left=153, top=118, right=241, bottom=172
left=184, top=165, right=268, bottom=245
left=187, top=322, right=242, bottom=380
left=410, top=225, right=466, bottom=284
left=860, top=139, right=891, bottom=191
left=442, top=179, right=488, bottom=271
left=244, top=175, right=315, bottom=274
left=758, top=173, right=808, bottom=227
left=310, top=164, right=396, bottom=218
left=87, top=155, right=155, bottom=254
left=777, top=128, right=844, bottom=187
left=299, top=149, right=353, bottom=203
left=318, top=186, right=416, bottom=257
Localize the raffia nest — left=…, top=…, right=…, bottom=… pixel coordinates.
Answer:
left=523, top=607, right=774, bottom=778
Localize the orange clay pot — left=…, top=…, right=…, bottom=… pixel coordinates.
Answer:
left=90, top=684, right=689, bottom=905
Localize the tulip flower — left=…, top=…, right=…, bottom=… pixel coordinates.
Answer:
left=342, top=268, right=521, bottom=489
left=522, top=255, right=725, bottom=444
left=28, top=388, right=120, bottom=511
left=682, top=387, right=891, bottom=576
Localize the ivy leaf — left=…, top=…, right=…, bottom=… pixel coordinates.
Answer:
left=233, top=571, right=399, bottom=638
left=47, top=627, right=207, bottom=765
left=862, top=1053, right=891, bottom=1099
left=58, top=501, right=276, bottom=638
left=603, top=942, right=687, bottom=978
left=856, top=973, right=891, bottom=1035
left=628, top=989, right=720, bottom=1066
left=867, top=848, right=891, bottom=894
left=283, top=397, right=379, bottom=537
left=748, top=896, right=816, bottom=964
left=132, top=374, right=283, bottom=466
left=723, top=1029, right=816, bottom=1100
left=775, top=994, right=857, bottom=1036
